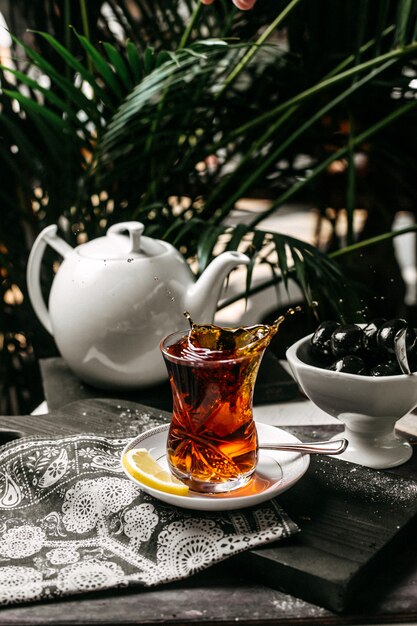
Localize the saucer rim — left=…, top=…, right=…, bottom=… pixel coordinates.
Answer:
left=121, top=423, right=310, bottom=510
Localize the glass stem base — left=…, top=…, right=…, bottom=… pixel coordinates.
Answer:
left=170, top=467, right=254, bottom=494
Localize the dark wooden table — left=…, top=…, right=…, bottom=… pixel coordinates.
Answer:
left=0, top=397, right=417, bottom=625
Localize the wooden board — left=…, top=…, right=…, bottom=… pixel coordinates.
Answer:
left=239, top=428, right=417, bottom=611
left=1, top=399, right=417, bottom=621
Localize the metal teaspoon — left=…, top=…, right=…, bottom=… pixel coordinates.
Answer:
left=259, top=438, right=348, bottom=455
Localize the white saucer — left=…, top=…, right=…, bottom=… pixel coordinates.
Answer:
left=121, top=423, right=310, bottom=511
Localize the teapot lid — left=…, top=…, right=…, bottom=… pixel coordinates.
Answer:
left=77, top=222, right=167, bottom=260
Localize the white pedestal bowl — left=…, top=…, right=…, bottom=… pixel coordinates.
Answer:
left=286, top=334, right=417, bottom=469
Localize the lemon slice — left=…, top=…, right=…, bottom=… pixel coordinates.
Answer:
left=122, top=448, right=189, bottom=496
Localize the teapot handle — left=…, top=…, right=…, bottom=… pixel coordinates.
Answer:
left=27, top=225, right=72, bottom=335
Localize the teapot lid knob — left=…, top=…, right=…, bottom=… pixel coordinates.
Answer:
left=107, top=222, right=144, bottom=253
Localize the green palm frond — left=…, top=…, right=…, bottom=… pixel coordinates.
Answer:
left=3, top=0, right=417, bottom=414
left=2, top=0, right=417, bottom=324
left=166, top=216, right=360, bottom=320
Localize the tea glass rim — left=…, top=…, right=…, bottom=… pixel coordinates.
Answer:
left=160, top=328, right=266, bottom=366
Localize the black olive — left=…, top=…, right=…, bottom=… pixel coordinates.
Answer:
left=370, top=359, right=402, bottom=377
left=308, top=318, right=417, bottom=377
left=376, top=318, right=408, bottom=353
left=363, top=318, right=387, bottom=351
left=310, top=320, right=339, bottom=361
left=329, top=355, right=367, bottom=375
left=330, top=324, right=363, bottom=357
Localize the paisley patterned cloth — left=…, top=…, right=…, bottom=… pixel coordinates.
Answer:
left=0, top=433, right=298, bottom=605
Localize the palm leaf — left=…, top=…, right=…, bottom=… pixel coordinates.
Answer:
left=197, top=224, right=228, bottom=270
left=31, top=30, right=114, bottom=108
left=244, top=230, right=265, bottom=300
left=10, top=34, right=101, bottom=119
left=273, top=234, right=290, bottom=291
left=2, top=3, right=417, bottom=327
left=102, top=42, right=133, bottom=91
left=3, top=90, right=69, bottom=131
left=76, top=32, right=124, bottom=100
left=395, top=0, right=414, bottom=47
left=126, top=40, right=144, bottom=82
left=249, top=98, right=417, bottom=229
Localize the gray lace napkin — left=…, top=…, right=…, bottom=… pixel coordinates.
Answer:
left=0, top=433, right=298, bottom=605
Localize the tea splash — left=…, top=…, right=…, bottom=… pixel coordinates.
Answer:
left=181, top=308, right=300, bottom=354
left=161, top=308, right=300, bottom=493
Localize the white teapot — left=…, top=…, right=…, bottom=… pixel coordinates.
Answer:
left=27, top=221, right=249, bottom=389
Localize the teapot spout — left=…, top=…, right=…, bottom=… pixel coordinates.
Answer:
left=184, top=251, right=250, bottom=323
